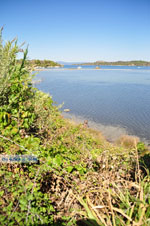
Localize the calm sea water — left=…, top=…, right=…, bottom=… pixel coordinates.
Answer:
left=34, top=65, right=150, bottom=143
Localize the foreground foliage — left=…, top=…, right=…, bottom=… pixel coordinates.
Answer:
left=0, top=30, right=150, bottom=225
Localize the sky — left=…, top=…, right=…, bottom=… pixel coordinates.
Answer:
left=1, top=0, right=150, bottom=62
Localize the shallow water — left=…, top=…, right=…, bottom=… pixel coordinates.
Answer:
left=34, top=65, right=150, bottom=143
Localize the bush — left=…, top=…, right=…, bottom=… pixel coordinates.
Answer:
left=0, top=29, right=57, bottom=225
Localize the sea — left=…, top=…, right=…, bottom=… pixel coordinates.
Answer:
left=33, top=65, right=150, bottom=144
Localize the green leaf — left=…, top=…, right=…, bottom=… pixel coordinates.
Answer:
left=53, top=155, right=63, bottom=167
left=0, top=191, right=4, bottom=196
left=66, top=166, right=74, bottom=173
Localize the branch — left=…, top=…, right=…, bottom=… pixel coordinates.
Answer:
left=0, top=134, right=30, bottom=152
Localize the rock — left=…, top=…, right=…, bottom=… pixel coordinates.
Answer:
left=64, top=109, right=70, bottom=112
left=83, top=120, right=89, bottom=128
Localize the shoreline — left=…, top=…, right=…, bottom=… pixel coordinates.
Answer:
left=34, top=68, right=150, bottom=72
left=62, top=112, right=149, bottom=145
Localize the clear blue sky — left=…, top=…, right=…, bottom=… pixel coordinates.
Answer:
left=1, top=0, right=150, bottom=62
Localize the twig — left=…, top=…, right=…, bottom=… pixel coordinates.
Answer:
left=0, top=134, right=30, bottom=152
left=87, top=195, right=108, bottom=226
left=8, top=200, right=20, bottom=221
left=135, top=140, right=141, bottom=183
left=108, top=190, right=116, bottom=226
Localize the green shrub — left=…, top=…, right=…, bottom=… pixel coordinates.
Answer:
left=0, top=29, right=56, bottom=225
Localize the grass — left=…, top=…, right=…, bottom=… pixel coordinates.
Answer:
left=116, top=135, right=140, bottom=148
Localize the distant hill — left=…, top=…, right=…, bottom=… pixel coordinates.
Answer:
left=76, top=60, right=150, bottom=66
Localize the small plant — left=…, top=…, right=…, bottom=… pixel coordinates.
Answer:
left=137, top=142, right=147, bottom=154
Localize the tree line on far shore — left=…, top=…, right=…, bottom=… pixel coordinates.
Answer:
left=77, top=60, right=150, bottom=66
left=17, top=59, right=62, bottom=68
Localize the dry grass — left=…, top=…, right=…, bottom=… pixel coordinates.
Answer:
left=116, top=135, right=140, bottom=148
left=50, top=146, right=150, bottom=226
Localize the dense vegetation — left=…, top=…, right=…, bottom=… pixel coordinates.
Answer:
left=17, top=59, right=62, bottom=69
left=76, top=60, right=150, bottom=66
left=0, top=30, right=150, bottom=225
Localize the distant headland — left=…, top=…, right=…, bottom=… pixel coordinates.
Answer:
left=17, top=59, right=63, bottom=69
left=75, top=60, right=150, bottom=66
